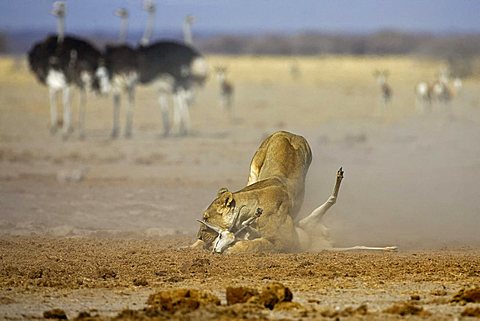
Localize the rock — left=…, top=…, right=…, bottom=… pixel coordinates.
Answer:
left=384, top=302, right=428, bottom=316
left=226, top=286, right=259, bottom=305
left=461, top=307, right=480, bottom=317
left=133, top=277, right=148, bottom=286
left=259, top=282, right=293, bottom=310
left=146, top=289, right=220, bottom=313
left=43, top=308, right=68, bottom=319
left=451, top=287, right=480, bottom=303
left=97, top=268, right=116, bottom=280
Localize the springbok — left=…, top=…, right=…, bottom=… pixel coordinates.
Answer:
left=214, top=66, right=234, bottom=118
left=415, top=81, right=432, bottom=113
left=373, top=70, right=392, bottom=106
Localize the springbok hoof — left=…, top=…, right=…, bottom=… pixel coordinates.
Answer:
left=384, top=246, right=398, bottom=252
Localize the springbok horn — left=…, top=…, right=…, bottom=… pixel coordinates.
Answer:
left=196, top=219, right=224, bottom=234
left=234, top=207, right=263, bottom=236
left=229, top=205, right=246, bottom=232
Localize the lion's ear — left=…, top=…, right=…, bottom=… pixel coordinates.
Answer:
left=217, top=187, right=229, bottom=197
left=216, top=188, right=235, bottom=215
left=218, top=189, right=234, bottom=208
left=223, top=191, right=234, bottom=208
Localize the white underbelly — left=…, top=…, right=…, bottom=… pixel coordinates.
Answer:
left=152, top=74, right=175, bottom=92
left=112, top=72, right=138, bottom=90
left=46, top=70, right=67, bottom=90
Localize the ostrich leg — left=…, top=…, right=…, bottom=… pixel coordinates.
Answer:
left=124, top=85, right=135, bottom=138
left=172, top=91, right=182, bottom=135
left=62, top=86, right=72, bottom=138
left=179, top=88, right=191, bottom=135
left=111, top=92, right=120, bottom=138
left=78, top=88, right=86, bottom=139
left=49, top=88, right=59, bottom=134
left=158, top=90, right=170, bottom=136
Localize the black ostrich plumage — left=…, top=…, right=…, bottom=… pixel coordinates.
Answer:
left=103, top=44, right=139, bottom=79
left=137, top=40, right=206, bottom=88
left=28, top=34, right=102, bottom=90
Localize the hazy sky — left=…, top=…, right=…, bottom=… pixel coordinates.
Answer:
left=1, top=0, right=480, bottom=34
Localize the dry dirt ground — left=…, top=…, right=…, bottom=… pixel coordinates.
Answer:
left=0, top=55, right=479, bottom=320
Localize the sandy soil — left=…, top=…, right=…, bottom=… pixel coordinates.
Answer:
left=0, top=55, right=479, bottom=320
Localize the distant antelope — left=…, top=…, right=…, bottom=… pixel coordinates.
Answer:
left=415, top=81, right=432, bottom=113
left=415, top=71, right=462, bottom=114
left=431, top=68, right=453, bottom=104
left=289, top=60, right=301, bottom=79
left=215, top=66, right=234, bottom=118
left=452, top=77, right=463, bottom=96
left=373, top=70, right=392, bottom=105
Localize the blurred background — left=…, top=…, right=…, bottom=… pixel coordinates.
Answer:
left=0, top=1, right=479, bottom=249
left=1, top=0, right=480, bottom=65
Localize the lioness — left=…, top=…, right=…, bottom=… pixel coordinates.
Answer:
left=194, top=131, right=396, bottom=253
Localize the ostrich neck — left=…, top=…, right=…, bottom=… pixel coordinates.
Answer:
left=119, top=18, right=128, bottom=44
left=140, top=11, right=154, bottom=45
left=57, top=16, right=65, bottom=43
left=183, top=22, right=193, bottom=45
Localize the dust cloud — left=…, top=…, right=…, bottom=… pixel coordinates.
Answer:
left=302, top=111, right=480, bottom=249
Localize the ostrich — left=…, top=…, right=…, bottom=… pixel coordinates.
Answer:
left=137, top=41, right=208, bottom=136
left=28, top=1, right=102, bottom=139
left=95, top=2, right=208, bottom=137
left=137, top=1, right=208, bottom=136
left=214, top=65, right=234, bottom=118
left=373, top=70, right=392, bottom=105
left=96, top=8, right=139, bottom=138
left=183, top=15, right=195, bottom=46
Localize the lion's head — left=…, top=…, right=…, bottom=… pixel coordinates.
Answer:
left=196, top=187, right=236, bottom=249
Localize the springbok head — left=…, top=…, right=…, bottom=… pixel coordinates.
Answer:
left=373, top=69, right=389, bottom=85
left=214, top=66, right=228, bottom=81
left=197, top=207, right=263, bottom=254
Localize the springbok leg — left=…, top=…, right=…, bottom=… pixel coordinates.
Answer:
left=327, top=246, right=398, bottom=252
left=298, top=167, right=344, bottom=229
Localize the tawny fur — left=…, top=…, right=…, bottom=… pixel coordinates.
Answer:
left=196, top=131, right=313, bottom=253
